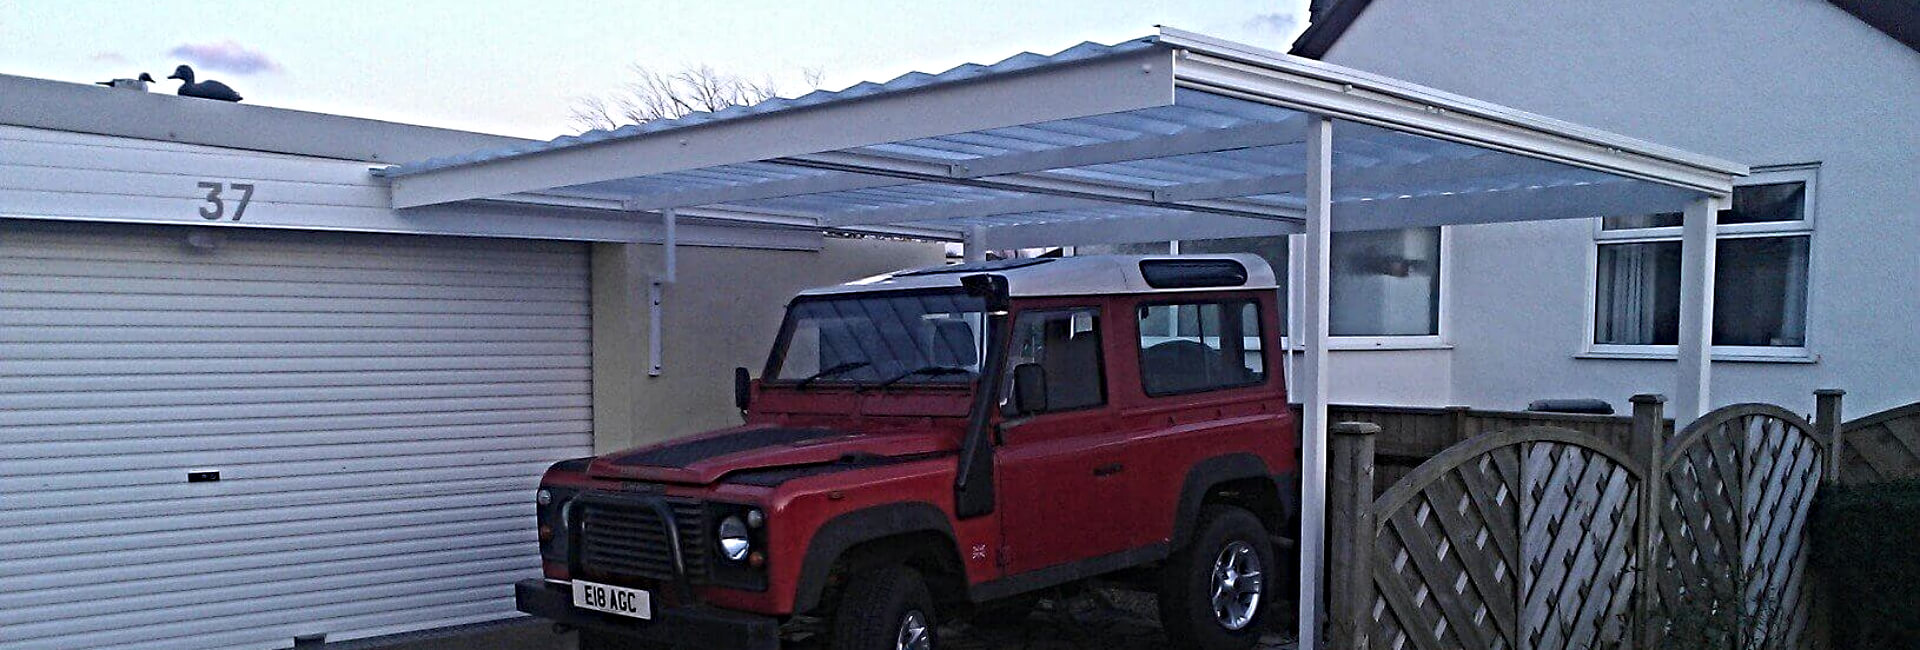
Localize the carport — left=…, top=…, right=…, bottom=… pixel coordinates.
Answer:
left=377, top=28, right=1746, bottom=649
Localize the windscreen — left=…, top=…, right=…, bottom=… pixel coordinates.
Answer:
left=769, top=291, right=987, bottom=386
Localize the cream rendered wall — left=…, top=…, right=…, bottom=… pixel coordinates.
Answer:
left=1318, top=0, right=1920, bottom=415
left=592, top=238, right=945, bottom=453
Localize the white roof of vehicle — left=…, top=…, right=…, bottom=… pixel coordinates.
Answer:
left=797, top=254, right=1277, bottom=298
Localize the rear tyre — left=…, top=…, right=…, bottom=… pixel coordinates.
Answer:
left=1159, top=505, right=1274, bottom=650
left=831, top=563, right=939, bottom=650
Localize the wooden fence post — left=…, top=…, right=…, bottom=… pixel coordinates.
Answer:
left=1814, top=389, right=1845, bottom=484
left=1810, top=389, right=1844, bottom=650
left=1328, top=421, right=1381, bottom=650
left=1446, top=405, right=1473, bottom=445
left=1628, top=393, right=1667, bottom=650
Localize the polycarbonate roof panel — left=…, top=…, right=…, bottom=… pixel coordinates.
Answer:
left=529, top=84, right=1652, bottom=234
left=382, top=37, right=1165, bottom=179
left=382, top=31, right=1732, bottom=244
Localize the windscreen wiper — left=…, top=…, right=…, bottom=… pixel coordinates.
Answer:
left=869, top=365, right=975, bottom=391
left=795, top=361, right=871, bottom=390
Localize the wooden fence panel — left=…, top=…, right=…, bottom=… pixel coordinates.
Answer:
left=1367, top=427, right=1641, bottom=650
left=1650, top=405, right=1825, bottom=650
left=1338, top=400, right=1830, bottom=650
left=1837, top=401, right=1920, bottom=484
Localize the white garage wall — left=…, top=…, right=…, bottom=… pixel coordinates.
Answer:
left=0, top=220, right=592, bottom=649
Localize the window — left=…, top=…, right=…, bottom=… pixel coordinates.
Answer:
left=1004, top=308, right=1105, bottom=412
left=1136, top=300, right=1266, bottom=396
left=1180, top=227, right=1444, bottom=340
left=1591, top=168, right=1814, bottom=354
left=769, top=291, right=985, bottom=385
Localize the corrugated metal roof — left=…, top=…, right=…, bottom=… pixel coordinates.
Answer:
left=379, top=37, right=1165, bottom=179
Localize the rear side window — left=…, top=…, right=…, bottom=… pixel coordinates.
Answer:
left=1136, top=300, right=1266, bottom=396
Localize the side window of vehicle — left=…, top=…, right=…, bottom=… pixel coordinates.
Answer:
left=1003, top=308, right=1105, bottom=413
left=1136, top=300, right=1266, bottom=396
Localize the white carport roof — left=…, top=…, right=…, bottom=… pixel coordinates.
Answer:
left=381, top=29, right=1740, bottom=247
left=379, top=28, right=1746, bottom=650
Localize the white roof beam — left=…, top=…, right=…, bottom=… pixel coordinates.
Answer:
left=980, top=211, right=1302, bottom=250
left=1327, top=180, right=1701, bottom=231
left=1160, top=27, right=1746, bottom=195
left=622, top=111, right=1310, bottom=212
left=821, top=148, right=1569, bottom=229
left=390, top=46, right=1178, bottom=208
left=781, top=151, right=1304, bottom=224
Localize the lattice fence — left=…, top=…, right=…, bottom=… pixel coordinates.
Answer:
left=1333, top=398, right=1833, bottom=650
left=1650, top=405, right=1824, bottom=650
left=1365, top=427, right=1641, bottom=650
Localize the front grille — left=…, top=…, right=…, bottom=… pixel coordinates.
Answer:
left=577, top=496, right=708, bottom=583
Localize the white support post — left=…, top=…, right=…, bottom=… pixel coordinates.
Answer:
left=1297, top=115, right=1334, bottom=650
left=647, top=209, right=678, bottom=377
left=1674, top=196, right=1719, bottom=419
left=963, top=225, right=987, bottom=262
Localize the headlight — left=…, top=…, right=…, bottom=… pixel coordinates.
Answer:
left=718, top=515, right=751, bottom=562
left=535, top=487, right=576, bottom=561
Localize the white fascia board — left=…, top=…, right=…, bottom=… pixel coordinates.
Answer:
left=1327, top=180, right=1699, bottom=231
left=1160, top=28, right=1746, bottom=197
left=0, top=199, right=820, bottom=249
left=390, top=47, right=1178, bottom=209
left=980, top=211, right=1301, bottom=250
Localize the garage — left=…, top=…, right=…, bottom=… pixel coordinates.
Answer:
left=0, top=219, right=594, bottom=648
left=1, top=72, right=941, bottom=650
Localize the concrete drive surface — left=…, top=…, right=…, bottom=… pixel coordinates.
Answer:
left=367, top=589, right=1298, bottom=650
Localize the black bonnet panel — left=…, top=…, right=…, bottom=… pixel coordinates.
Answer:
left=610, top=427, right=842, bottom=468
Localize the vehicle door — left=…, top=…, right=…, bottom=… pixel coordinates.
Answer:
left=994, top=303, right=1133, bottom=575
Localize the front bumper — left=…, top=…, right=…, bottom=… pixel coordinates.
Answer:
left=515, top=579, right=780, bottom=650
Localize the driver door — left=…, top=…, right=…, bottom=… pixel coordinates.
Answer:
left=994, top=305, right=1134, bottom=575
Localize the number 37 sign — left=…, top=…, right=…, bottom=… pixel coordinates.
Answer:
left=196, top=181, right=256, bottom=221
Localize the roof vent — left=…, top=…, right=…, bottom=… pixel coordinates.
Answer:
left=1139, top=259, right=1248, bottom=289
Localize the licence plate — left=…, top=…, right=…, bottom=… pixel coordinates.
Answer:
left=571, top=580, right=652, bottom=620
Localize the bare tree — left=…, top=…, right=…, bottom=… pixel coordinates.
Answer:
left=569, top=63, right=824, bottom=132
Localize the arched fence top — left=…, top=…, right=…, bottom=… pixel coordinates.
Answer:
left=1371, top=424, right=1642, bottom=525
left=1667, top=402, right=1823, bottom=460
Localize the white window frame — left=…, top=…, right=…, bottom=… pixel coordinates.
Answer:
left=1579, top=164, right=1819, bottom=363
left=1283, top=227, right=1452, bottom=351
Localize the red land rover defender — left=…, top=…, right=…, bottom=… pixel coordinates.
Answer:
left=517, top=255, right=1299, bottom=650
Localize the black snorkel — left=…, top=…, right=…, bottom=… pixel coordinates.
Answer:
left=954, top=273, right=1009, bottom=519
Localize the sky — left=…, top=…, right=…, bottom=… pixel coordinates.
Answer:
left=0, top=1, right=1309, bottom=140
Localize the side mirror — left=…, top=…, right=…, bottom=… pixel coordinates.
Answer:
left=734, top=367, right=752, bottom=410
left=1011, top=363, right=1048, bottom=415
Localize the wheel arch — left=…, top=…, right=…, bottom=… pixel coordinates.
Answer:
left=792, top=502, right=965, bottom=614
left=1171, top=453, right=1291, bottom=549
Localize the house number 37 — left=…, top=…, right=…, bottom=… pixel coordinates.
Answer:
left=196, top=181, right=255, bottom=221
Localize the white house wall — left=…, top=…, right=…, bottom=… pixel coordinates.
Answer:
left=1318, top=0, right=1920, bottom=415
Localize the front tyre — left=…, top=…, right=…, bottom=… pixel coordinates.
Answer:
left=1159, top=505, right=1274, bottom=650
left=831, top=564, right=938, bottom=650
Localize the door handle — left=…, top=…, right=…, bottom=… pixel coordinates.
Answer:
left=1093, top=462, right=1125, bottom=477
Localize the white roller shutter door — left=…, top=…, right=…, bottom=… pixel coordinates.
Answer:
left=0, top=220, right=592, bottom=649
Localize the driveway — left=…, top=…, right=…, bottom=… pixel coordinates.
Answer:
left=371, top=589, right=1297, bottom=650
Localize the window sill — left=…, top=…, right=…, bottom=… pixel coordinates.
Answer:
left=1575, top=349, right=1819, bottom=364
